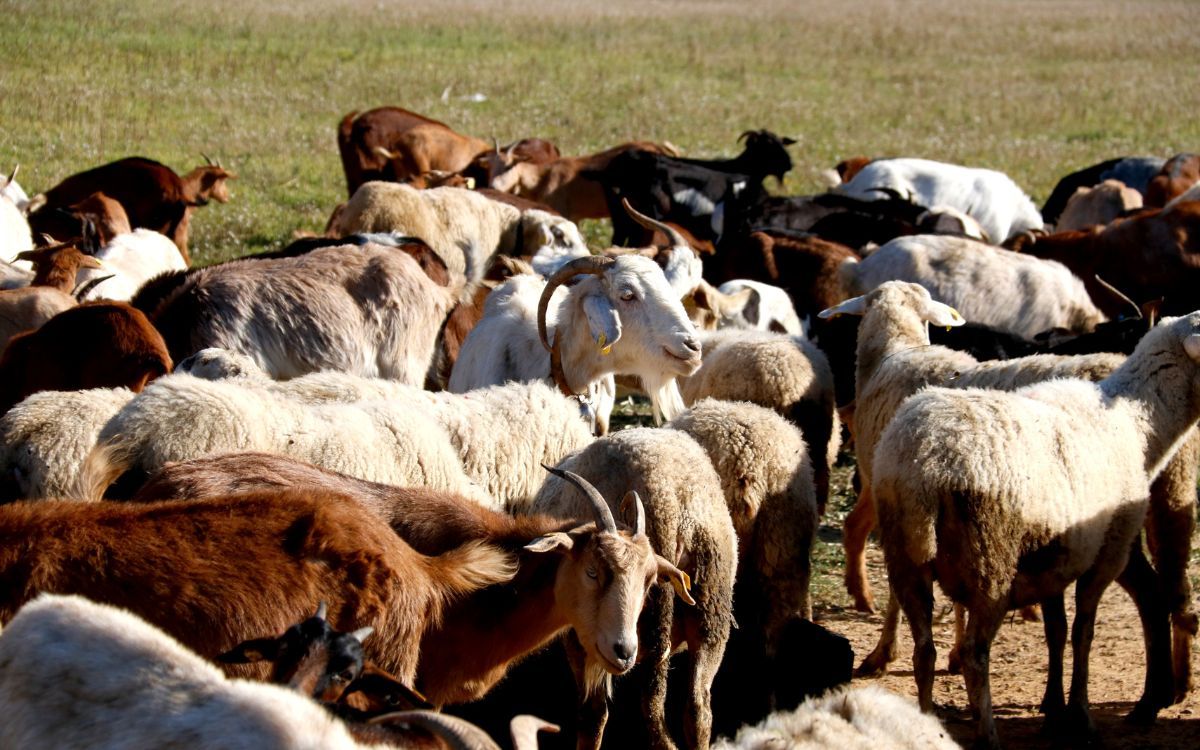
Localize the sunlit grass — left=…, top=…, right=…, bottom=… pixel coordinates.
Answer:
left=2, top=0, right=1197, bottom=265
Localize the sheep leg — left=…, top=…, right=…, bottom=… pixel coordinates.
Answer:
left=1038, top=593, right=1068, bottom=726
left=641, top=585, right=679, bottom=750
left=1115, top=538, right=1174, bottom=723
left=893, top=566, right=937, bottom=713
left=681, top=641, right=723, bottom=750
left=843, top=485, right=878, bottom=613
left=856, top=589, right=901, bottom=677
left=1145, top=439, right=1199, bottom=702
left=947, top=603, right=965, bottom=674
left=1064, top=570, right=1107, bottom=741
left=960, top=601, right=1006, bottom=750
left=564, top=633, right=608, bottom=750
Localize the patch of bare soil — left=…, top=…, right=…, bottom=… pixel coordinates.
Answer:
left=816, top=546, right=1199, bottom=749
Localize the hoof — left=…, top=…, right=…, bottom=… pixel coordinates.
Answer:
left=1125, top=699, right=1162, bottom=727
left=855, top=650, right=890, bottom=678
left=852, top=595, right=877, bottom=614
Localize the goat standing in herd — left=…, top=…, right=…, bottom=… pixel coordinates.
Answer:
left=0, top=103, right=1197, bottom=750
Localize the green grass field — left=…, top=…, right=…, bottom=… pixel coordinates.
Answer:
left=3, top=0, right=1198, bottom=264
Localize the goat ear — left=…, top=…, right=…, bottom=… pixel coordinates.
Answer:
left=818, top=294, right=868, bottom=319
left=782, top=137, right=797, bottom=146
left=525, top=532, right=575, bottom=554
left=736, top=288, right=760, bottom=325
left=80, top=255, right=104, bottom=270
left=217, top=637, right=280, bottom=664
left=344, top=669, right=432, bottom=711
left=923, top=299, right=965, bottom=328
left=656, top=555, right=696, bottom=606
left=582, top=293, right=622, bottom=354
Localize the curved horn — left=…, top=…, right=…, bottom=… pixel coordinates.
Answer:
left=505, top=141, right=517, bottom=162
left=373, top=146, right=398, bottom=160
left=491, top=136, right=500, bottom=153
left=369, top=711, right=501, bottom=750
left=738, top=130, right=753, bottom=144
left=72, top=274, right=114, bottom=301
left=510, top=715, right=560, bottom=750
left=314, top=601, right=328, bottom=621
left=542, top=464, right=616, bottom=533
left=350, top=626, right=374, bottom=643
left=201, top=153, right=214, bottom=166
left=5, top=164, right=17, bottom=187
left=536, top=255, right=615, bottom=351
left=1094, top=274, right=1142, bottom=320
left=621, top=198, right=687, bottom=249
left=633, top=492, right=646, bottom=537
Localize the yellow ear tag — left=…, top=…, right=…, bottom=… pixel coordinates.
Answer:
left=945, top=326, right=952, bottom=332
left=597, top=333, right=606, bottom=352
left=601, top=345, right=612, bottom=356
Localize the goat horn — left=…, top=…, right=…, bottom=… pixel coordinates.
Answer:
left=738, top=130, right=753, bottom=144
left=201, top=153, right=214, bottom=166
left=621, top=197, right=687, bottom=249
left=505, top=142, right=517, bottom=162
left=368, top=711, right=501, bottom=750
left=1093, top=274, right=1141, bottom=320
left=491, top=136, right=499, bottom=153
left=633, top=492, right=646, bottom=537
left=510, top=716, right=560, bottom=750
left=5, top=164, right=17, bottom=186
left=350, top=626, right=374, bottom=643
left=542, top=465, right=617, bottom=533
left=536, top=255, right=615, bottom=351
left=314, top=601, right=327, bottom=621
left=72, top=274, right=114, bottom=301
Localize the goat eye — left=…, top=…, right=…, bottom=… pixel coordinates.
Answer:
left=620, top=291, right=636, bottom=302
left=586, top=567, right=598, bottom=580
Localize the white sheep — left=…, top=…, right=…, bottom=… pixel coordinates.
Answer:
left=329, top=181, right=588, bottom=298
left=678, top=329, right=840, bottom=514
left=529, top=428, right=735, bottom=750
left=711, top=684, right=961, bottom=750
left=74, top=373, right=495, bottom=508
left=0, top=594, right=504, bottom=750
left=872, top=311, right=1200, bottom=748
left=835, top=157, right=1043, bottom=242
left=0, top=387, right=136, bottom=501
left=74, top=228, right=188, bottom=301
left=0, top=167, right=33, bottom=270
left=846, top=234, right=1105, bottom=338
left=666, top=399, right=816, bottom=649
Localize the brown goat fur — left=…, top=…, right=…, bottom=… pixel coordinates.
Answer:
left=16, top=242, right=104, bottom=293
left=1145, top=153, right=1200, bottom=208
left=338, top=107, right=452, bottom=196
left=131, top=452, right=693, bottom=707
left=490, top=141, right=681, bottom=222
left=0, top=301, right=171, bottom=413
left=27, top=157, right=234, bottom=262
left=0, top=490, right=520, bottom=695
left=1017, top=201, right=1200, bottom=317
left=66, top=191, right=133, bottom=245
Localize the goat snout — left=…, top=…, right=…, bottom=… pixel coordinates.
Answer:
left=611, top=640, right=635, bottom=663
left=681, top=335, right=700, bottom=354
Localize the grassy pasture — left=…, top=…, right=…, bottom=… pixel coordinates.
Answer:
left=2, top=0, right=1198, bottom=264
left=3, top=0, right=1199, bottom=607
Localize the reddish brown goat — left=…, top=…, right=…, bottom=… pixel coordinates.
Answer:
left=65, top=191, right=132, bottom=246
left=1145, top=153, right=1200, bottom=208
left=0, top=244, right=103, bottom=352
left=338, top=107, right=455, bottom=196
left=27, top=156, right=234, bottom=263
left=0, top=490, right=518, bottom=698
left=0, top=301, right=172, bottom=413
left=835, top=156, right=872, bottom=183
left=1013, top=200, right=1200, bottom=317
left=488, top=141, right=681, bottom=222
left=130, top=454, right=696, bottom=709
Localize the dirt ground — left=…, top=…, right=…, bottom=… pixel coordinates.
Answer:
left=816, top=544, right=1200, bottom=749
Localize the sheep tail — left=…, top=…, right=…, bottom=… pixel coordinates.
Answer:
left=426, top=540, right=518, bottom=602
left=71, top=440, right=137, bottom=502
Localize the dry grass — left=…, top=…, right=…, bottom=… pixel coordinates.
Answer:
left=1, top=0, right=1197, bottom=262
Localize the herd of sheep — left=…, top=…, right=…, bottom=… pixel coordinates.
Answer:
left=0, top=108, right=1197, bottom=750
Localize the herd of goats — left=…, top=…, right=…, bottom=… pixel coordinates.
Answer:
left=0, top=104, right=1198, bottom=750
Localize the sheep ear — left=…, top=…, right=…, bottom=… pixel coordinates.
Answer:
left=525, top=532, right=575, bottom=554
left=656, top=555, right=696, bottom=606
left=923, top=300, right=965, bottom=328
left=582, top=293, right=622, bottom=354
left=217, top=637, right=280, bottom=664
left=818, top=295, right=868, bottom=319
left=1183, top=334, right=1200, bottom=362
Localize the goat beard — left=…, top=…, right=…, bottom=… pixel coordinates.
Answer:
left=643, top=374, right=686, bottom=424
